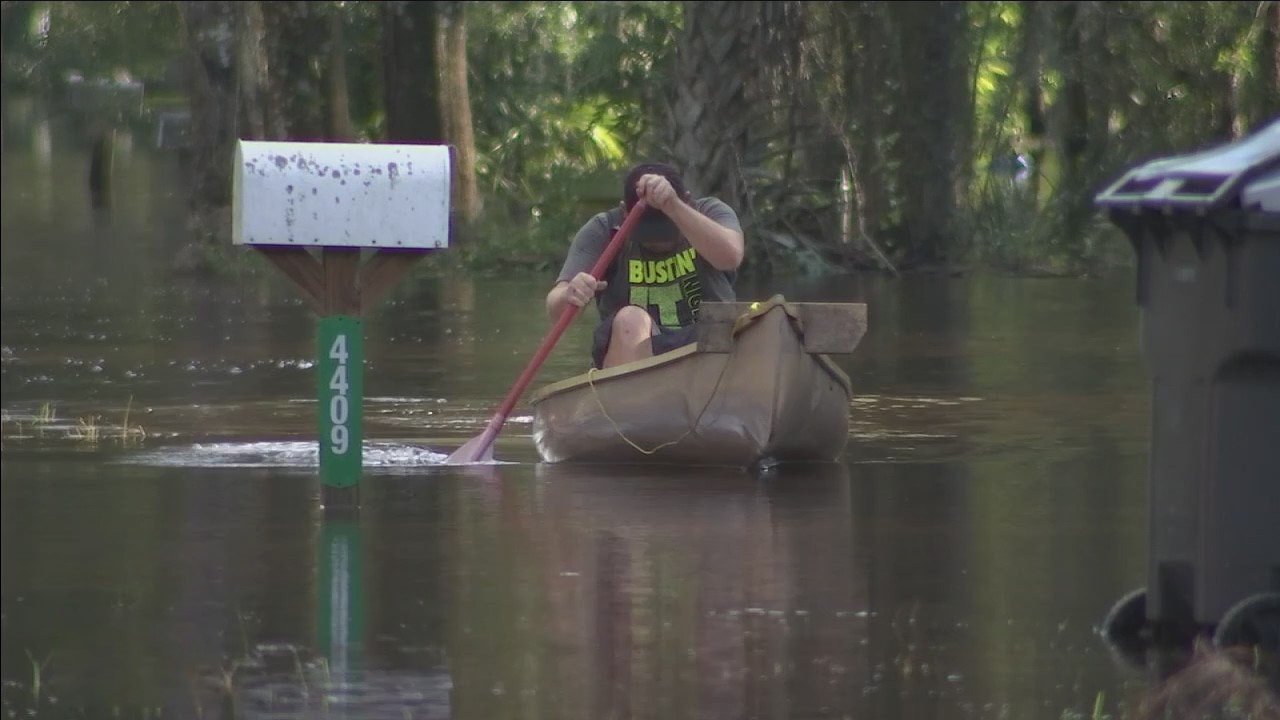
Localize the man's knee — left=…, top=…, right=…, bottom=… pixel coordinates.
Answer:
left=610, top=305, right=653, bottom=340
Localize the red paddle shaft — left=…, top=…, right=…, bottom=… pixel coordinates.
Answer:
left=447, top=200, right=649, bottom=463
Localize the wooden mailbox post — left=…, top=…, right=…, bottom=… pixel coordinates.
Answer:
left=233, top=140, right=450, bottom=510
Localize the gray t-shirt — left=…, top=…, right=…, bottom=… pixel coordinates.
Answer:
left=556, top=198, right=742, bottom=330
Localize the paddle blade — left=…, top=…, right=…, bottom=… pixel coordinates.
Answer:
left=444, top=430, right=497, bottom=465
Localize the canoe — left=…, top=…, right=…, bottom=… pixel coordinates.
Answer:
left=529, top=295, right=867, bottom=468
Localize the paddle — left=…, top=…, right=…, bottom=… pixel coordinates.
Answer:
left=444, top=199, right=649, bottom=464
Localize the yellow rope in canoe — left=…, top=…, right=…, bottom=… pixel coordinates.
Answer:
left=585, top=350, right=735, bottom=455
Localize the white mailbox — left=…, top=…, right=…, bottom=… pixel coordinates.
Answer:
left=233, top=140, right=451, bottom=249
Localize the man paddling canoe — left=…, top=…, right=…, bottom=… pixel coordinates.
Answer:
left=545, top=162, right=746, bottom=369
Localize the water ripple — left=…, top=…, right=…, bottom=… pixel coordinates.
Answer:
left=121, top=441, right=451, bottom=468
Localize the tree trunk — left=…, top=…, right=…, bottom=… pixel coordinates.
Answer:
left=888, top=0, right=966, bottom=269
left=1270, top=2, right=1280, bottom=108
left=329, top=8, right=355, bottom=141
left=848, top=3, right=893, bottom=250
left=667, top=1, right=760, bottom=216
left=1084, top=4, right=1115, bottom=175
left=236, top=1, right=273, bottom=140
left=1019, top=0, right=1047, bottom=202
left=261, top=1, right=329, bottom=139
left=381, top=0, right=442, bottom=142
left=1053, top=1, right=1112, bottom=260
left=1055, top=2, right=1088, bottom=175
left=437, top=1, right=480, bottom=223
left=177, top=1, right=238, bottom=210
left=1251, top=0, right=1280, bottom=132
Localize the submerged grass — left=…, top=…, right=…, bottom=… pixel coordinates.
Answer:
left=26, top=650, right=51, bottom=705
left=3, top=396, right=146, bottom=447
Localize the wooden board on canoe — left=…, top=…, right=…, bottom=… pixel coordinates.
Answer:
left=528, top=295, right=867, bottom=468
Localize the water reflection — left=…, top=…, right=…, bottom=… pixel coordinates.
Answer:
left=442, top=463, right=869, bottom=719
left=206, top=520, right=454, bottom=720
left=0, top=457, right=463, bottom=719
left=432, top=457, right=1154, bottom=720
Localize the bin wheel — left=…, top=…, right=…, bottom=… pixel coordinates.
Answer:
left=1102, top=587, right=1148, bottom=645
left=1213, top=592, right=1280, bottom=653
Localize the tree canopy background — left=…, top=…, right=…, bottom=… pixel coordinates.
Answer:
left=2, top=0, right=1277, bottom=278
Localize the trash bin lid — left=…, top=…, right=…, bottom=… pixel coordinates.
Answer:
left=1095, top=120, right=1280, bottom=213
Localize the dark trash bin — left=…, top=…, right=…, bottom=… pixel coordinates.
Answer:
left=1094, top=120, right=1280, bottom=657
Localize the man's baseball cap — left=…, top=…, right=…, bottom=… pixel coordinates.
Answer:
left=622, top=162, right=689, bottom=246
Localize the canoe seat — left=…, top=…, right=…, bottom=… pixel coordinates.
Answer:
left=696, top=295, right=868, bottom=354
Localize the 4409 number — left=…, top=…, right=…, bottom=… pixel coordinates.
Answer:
left=327, top=333, right=352, bottom=454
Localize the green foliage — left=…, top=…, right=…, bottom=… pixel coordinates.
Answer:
left=1, top=1, right=1272, bottom=278
left=2, top=2, right=183, bottom=92
left=955, top=0, right=1271, bottom=275
left=966, top=1, right=1024, bottom=177
left=465, top=1, right=682, bottom=262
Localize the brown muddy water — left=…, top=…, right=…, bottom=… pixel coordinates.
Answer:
left=3, top=109, right=1161, bottom=719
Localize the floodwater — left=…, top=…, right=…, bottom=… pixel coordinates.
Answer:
left=3, top=108, right=1160, bottom=719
